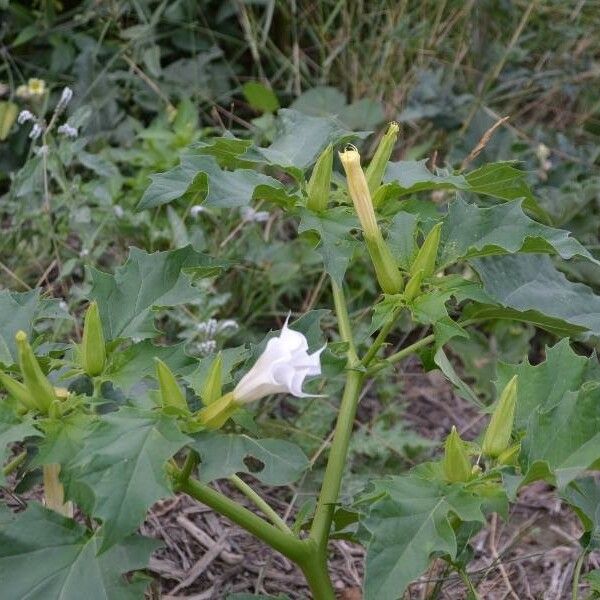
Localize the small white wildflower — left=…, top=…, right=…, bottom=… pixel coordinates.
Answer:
left=241, top=206, right=269, bottom=222
left=198, top=340, right=217, bottom=356
left=29, top=123, right=43, bottom=140
left=17, top=110, right=34, bottom=124
left=57, top=123, right=78, bottom=139
left=113, top=205, right=124, bottom=218
left=57, top=87, right=73, bottom=110
left=190, top=205, right=206, bottom=217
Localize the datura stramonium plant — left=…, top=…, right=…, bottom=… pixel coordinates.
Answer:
left=199, top=318, right=324, bottom=428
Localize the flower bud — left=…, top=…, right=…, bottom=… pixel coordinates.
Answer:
left=198, top=391, right=238, bottom=429
left=15, top=331, right=55, bottom=414
left=306, top=144, right=333, bottom=212
left=0, top=101, right=18, bottom=141
left=497, top=442, right=520, bottom=466
left=339, top=147, right=404, bottom=294
left=482, top=375, right=518, bottom=458
left=365, top=122, right=399, bottom=195
left=201, top=353, right=223, bottom=405
left=442, top=426, right=472, bottom=483
left=404, top=269, right=423, bottom=302
left=411, top=222, right=442, bottom=278
left=81, top=301, right=106, bottom=377
left=0, top=371, right=37, bottom=411
left=155, top=359, right=188, bottom=412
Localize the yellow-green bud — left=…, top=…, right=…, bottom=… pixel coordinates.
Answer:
left=482, top=375, right=518, bottom=458
left=411, top=222, right=442, bottom=278
left=197, top=391, right=238, bottom=429
left=0, top=371, right=37, bottom=411
left=306, top=144, right=333, bottom=212
left=339, top=146, right=404, bottom=294
left=201, top=353, right=223, bottom=405
left=81, top=301, right=106, bottom=377
left=404, top=269, right=423, bottom=302
left=365, top=122, right=399, bottom=195
left=442, top=426, right=472, bottom=483
left=0, top=101, right=18, bottom=141
left=155, top=359, right=188, bottom=412
left=497, top=442, right=520, bottom=466
left=15, top=331, right=55, bottom=413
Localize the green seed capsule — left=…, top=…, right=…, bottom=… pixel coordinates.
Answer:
left=411, top=222, right=442, bottom=278
left=482, top=375, right=518, bottom=458
left=306, top=144, right=333, bottom=213
left=366, top=122, right=399, bottom=195
left=81, top=301, right=106, bottom=377
left=201, top=353, right=223, bottom=405
left=443, top=426, right=472, bottom=483
left=155, top=359, right=188, bottom=411
left=15, top=331, right=55, bottom=413
left=0, top=371, right=38, bottom=411
left=404, top=269, right=423, bottom=302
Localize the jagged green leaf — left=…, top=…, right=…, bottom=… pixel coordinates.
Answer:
left=192, top=431, right=309, bottom=485
left=63, top=407, right=189, bottom=551
left=89, top=246, right=227, bottom=340
left=562, top=477, right=600, bottom=549
left=0, top=503, right=158, bottom=600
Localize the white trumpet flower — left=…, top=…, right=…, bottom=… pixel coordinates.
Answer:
left=233, top=318, right=324, bottom=404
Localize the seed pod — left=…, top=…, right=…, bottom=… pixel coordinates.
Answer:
left=155, top=359, right=188, bottom=412
left=411, top=222, right=442, bottom=278
left=0, top=371, right=37, bottom=411
left=404, top=269, right=423, bottom=302
left=482, top=375, right=518, bottom=458
left=201, top=353, right=223, bottom=405
left=365, top=122, right=399, bottom=195
left=306, top=144, right=333, bottom=212
left=442, top=426, right=472, bottom=483
left=81, top=301, right=106, bottom=377
left=198, top=391, right=237, bottom=429
left=16, top=331, right=56, bottom=413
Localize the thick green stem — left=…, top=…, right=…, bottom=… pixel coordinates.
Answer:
left=229, top=474, right=293, bottom=534
left=175, top=468, right=309, bottom=564
left=299, top=547, right=336, bottom=600
left=330, top=281, right=358, bottom=365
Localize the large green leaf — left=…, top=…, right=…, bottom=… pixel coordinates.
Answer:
left=138, top=153, right=288, bottom=210
left=298, top=207, right=359, bottom=285
left=359, top=473, right=495, bottom=600
left=89, top=246, right=226, bottom=340
left=440, top=198, right=595, bottom=267
left=383, top=160, right=467, bottom=195
left=0, top=503, right=158, bottom=600
left=471, top=254, right=600, bottom=338
left=63, top=407, right=189, bottom=550
left=192, top=431, right=309, bottom=485
left=562, top=478, right=600, bottom=549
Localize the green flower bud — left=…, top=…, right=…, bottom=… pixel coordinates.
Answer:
left=0, top=371, right=37, bottom=411
left=411, top=222, right=442, bottom=278
left=197, top=391, right=238, bottom=429
left=15, top=331, right=55, bottom=413
left=404, top=269, right=423, bottom=302
left=340, top=146, right=404, bottom=294
left=306, top=144, right=333, bottom=212
left=482, top=375, right=518, bottom=458
left=0, top=101, right=18, bottom=141
left=81, top=301, right=106, bottom=377
left=366, top=122, right=399, bottom=195
left=443, top=426, right=472, bottom=483
left=201, top=353, right=223, bottom=405
left=497, top=442, right=520, bottom=466
left=155, top=359, right=188, bottom=412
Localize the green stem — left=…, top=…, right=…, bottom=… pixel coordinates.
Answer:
left=300, top=550, right=336, bottom=600
left=458, top=568, right=481, bottom=600
left=230, top=474, right=293, bottom=534
left=367, top=333, right=436, bottom=375
left=572, top=550, right=586, bottom=600
left=175, top=467, right=309, bottom=564
left=361, top=305, right=404, bottom=366
left=330, top=280, right=358, bottom=365
left=179, top=450, right=199, bottom=483
left=3, top=450, right=27, bottom=477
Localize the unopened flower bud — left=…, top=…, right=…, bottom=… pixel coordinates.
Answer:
left=404, top=269, right=423, bottom=302
left=29, top=123, right=43, bottom=140
left=0, top=101, right=18, bottom=141
left=198, top=391, right=238, bottom=429
left=411, top=222, right=442, bottom=278
left=306, top=143, right=333, bottom=212
left=339, top=146, right=404, bottom=294
left=365, top=122, right=399, bottom=195
left=482, top=375, right=518, bottom=458
left=443, top=426, right=472, bottom=483
left=17, top=110, right=35, bottom=125
left=81, top=301, right=106, bottom=377
left=57, top=87, right=73, bottom=111
left=0, top=371, right=37, bottom=411
left=497, top=442, right=520, bottom=466
left=15, top=331, right=55, bottom=414
left=155, top=359, right=188, bottom=412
